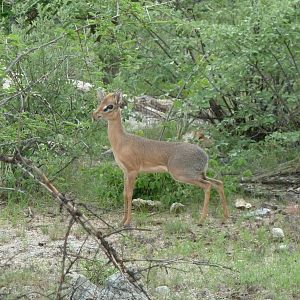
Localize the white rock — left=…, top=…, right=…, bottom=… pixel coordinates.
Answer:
left=277, top=244, right=288, bottom=251
left=234, top=198, right=252, bottom=209
left=2, top=78, right=12, bottom=89
left=170, top=202, right=185, bottom=213
left=67, top=272, right=148, bottom=300
left=70, top=79, right=93, bottom=92
left=271, top=227, right=284, bottom=239
left=155, top=285, right=170, bottom=296
left=246, top=208, right=271, bottom=217
left=132, top=198, right=162, bottom=210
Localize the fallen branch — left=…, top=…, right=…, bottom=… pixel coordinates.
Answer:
left=126, top=258, right=234, bottom=272
left=241, top=158, right=300, bottom=183
left=0, top=153, right=233, bottom=299
left=56, top=217, right=76, bottom=300
left=0, top=154, right=143, bottom=290
left=0, top=186, right=25, bottom=194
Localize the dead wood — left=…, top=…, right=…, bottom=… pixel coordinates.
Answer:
left=0, top=154, right=139, bottom=286
left=240, top=158, right=300, bottom=184
left=0, top=152, right=232, bottom=299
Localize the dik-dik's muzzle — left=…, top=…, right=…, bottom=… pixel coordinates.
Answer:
left=92, top=110, right=102, bottom=121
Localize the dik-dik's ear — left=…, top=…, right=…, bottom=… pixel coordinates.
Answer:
left=114, top=90, right=123, bottom=107
left=96, top=89, right=106, bottom=102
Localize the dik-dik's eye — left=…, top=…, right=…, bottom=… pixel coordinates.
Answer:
left=103, top=104, right=114, bottom=112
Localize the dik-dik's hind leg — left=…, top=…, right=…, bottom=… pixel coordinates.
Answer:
left=205, top=177, right=229, bottom=221
left=169, top=171, right=212, bottom=224
left=122, top=171, right=137, bottom=227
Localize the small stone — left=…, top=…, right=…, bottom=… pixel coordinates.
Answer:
left=277, top=244, right=288, bottom=252
left=246, top=208, right=271, bottom=218
left=200, top=288, right=215, bottom=299
left=170, top=202, right=185, bottom=214
left=262, top=202, right=278, bottom=210
left=155, top=286, right=170, bottom=296
left=0, top=287, right=9, bottom=295
left=271, top=227, right=284, bottom=239
left=235, top=198, right=252, bottom=209
left=132, top=198, right=162, bottom=211
left=67, top=272, right=148, bottom=300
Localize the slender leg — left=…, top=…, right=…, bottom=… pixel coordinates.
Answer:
left=169, top=171, right=212, bottom=224
left=121, top=173, right=129, bottom=225
left=122, top=171, right=137, bottom=227
left=205, top=177, right=229, bottom=220
left=199, top=180, right=212, bottom=224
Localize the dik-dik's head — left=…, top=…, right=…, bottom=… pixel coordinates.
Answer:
left=92, top=91, right=122, bottom=121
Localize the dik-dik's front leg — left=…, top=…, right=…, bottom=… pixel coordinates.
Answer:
left=122, top=171, right=138, bottom=227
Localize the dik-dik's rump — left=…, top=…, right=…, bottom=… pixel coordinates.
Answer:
left=92, top=91, right=229, bottom=227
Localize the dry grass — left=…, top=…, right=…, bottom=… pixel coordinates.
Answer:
left=0, top=197, right=299, bottom=300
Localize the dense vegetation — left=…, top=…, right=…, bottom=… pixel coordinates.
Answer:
left=1, top=2, right=300, bottom=299
left=1, top=0, right=299, bottom=207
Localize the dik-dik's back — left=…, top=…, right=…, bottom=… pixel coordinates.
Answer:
left=92, top=91, right=229, bottom=226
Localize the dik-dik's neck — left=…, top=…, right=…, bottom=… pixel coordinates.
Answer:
left=107, top=110, right=125, bottom=148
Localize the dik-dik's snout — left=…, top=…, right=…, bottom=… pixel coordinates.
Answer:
left=92, top=109, right=102, bottom=121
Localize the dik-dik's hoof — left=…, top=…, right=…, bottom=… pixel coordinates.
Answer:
left=123, top=222, right=132, bottom=229
left=198, top=219, right=205, bottom=227
left=221, top=216, right=230, bottom=225
left=120, top=218, right=132, bottom=228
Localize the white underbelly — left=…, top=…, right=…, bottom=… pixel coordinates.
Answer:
left=139, top=165, right=168, bottom=173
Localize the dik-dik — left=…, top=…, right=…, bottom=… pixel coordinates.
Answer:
left=92, top=91, right=229, bottom=227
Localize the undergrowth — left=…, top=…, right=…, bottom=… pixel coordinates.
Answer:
left=1, top=122, right=298, bottom=219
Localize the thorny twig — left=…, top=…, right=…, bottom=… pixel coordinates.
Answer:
left=125, top=258, right=234, bottom=273
left=50, top=156, right=78, bottom=182
left=159, top=70, right=194, bottom=140
left=4, top=24, right=95, bottom=76
left=103, top=227, right=151, bottom=239
left=0, top=153, right=152, bottom=299
left=0, top=57, right=69, bottom=107
left=0, top=153, right=233, bottom=299
left=56, top=217, right=76, bottom=300
left=0, top=137, right=39, bottom=148
left=0, top=186, right=25, bottom=194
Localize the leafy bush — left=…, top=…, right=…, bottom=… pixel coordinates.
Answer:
left=82, top=259, right=115, bottom=286
left=1, top=0, right=299, bottom=212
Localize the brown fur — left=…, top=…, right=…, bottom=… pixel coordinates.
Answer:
left=92, top=92, right=229, bottom=226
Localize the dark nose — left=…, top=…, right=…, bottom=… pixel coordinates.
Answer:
left=92, top=111, right=98, bottom=121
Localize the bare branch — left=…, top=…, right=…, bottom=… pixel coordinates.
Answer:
left=4, top=24, right=94, bottom=76
left=0, top=57, right=68, bottom=107
left=0, top=153, right=151, bottom=299
left=126, top=258, right=234, bottom=272
left=0, top=186, right=25, bottom=194
left=56, top=217, right=76, bottom=299
left=5, top=36, right=65, bottom=75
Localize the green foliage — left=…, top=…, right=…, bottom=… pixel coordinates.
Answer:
left=65, top=162, right=123, bottom=208
left=135, top=173, right=204, bottom=206
left=152, top=220, right=300, bottom=299
left=0, top=0, right=299, bottom=211
left=163, top=220, right=190, bottom=235
left=82, top=259, right=115, bottom=286
left=1, top=4, right=300, bottom=298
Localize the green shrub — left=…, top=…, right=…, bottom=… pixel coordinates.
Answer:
left=81, top=259, right=115, bottom=286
